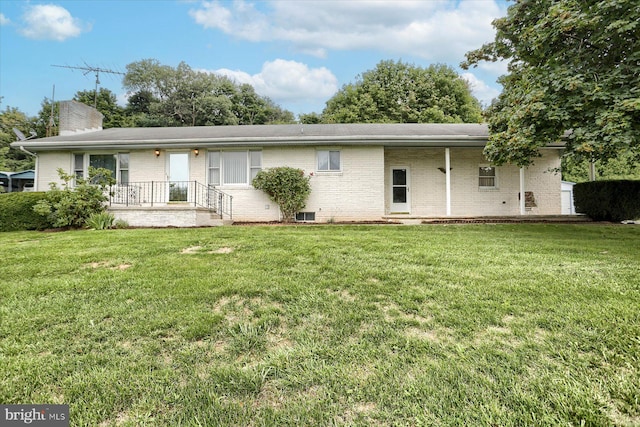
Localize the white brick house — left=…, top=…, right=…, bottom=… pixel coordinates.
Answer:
left=13, top=123, right=564, bottom=226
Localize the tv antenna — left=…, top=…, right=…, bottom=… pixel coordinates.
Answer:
left=51, top=63, right=125, bottom=108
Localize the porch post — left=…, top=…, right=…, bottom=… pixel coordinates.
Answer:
left=445, top=148, right=451, bottom=216
left=519, top=167, right=526, bottom=215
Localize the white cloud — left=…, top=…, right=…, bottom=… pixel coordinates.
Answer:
left=189, top=0, right=505, bottom=62
left=19, top=4, right=88, bottom=41
left=212, top=59, right=338, bottom=104
left=461, top=72, right=501, bottom=107
left=0, top=13, right=10, bottom=26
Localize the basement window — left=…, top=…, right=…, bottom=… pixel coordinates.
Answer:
left=296, top=212, right=316, bottom=222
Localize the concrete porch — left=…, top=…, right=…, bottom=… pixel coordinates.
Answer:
left=109, top=205, right=233, bottom=227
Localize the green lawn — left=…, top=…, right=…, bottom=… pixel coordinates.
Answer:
left=1, top=225, right=639, bottom=426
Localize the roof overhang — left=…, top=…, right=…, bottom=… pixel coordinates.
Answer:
left=9, top=123, right=566, bottom=152
left=12, top=135, right=495, bottom=151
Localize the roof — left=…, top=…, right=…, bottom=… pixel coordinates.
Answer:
left=10, top=123, right=564, bottom=151
left=0, top=170, right=35, bottom=179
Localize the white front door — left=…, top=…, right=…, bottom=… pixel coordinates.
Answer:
left=390, top=167, right=410, bottom=213
left=168, top=152, right=189, bottom=202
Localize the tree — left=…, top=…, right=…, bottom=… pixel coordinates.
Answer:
left=252, top=167, right=311, bottom=223
left=299, top=112, right=322, bottom=124
left=321, top=60, right=483, bottom=124
left=73, top=88, right=130, bottom=128
left=123, top=59, right=295, bottom=126
left=0, top=106, right=36, bottom=171
left=462, top=0, right=640, bottom=167
left=562, top=151, right=640, bottom=183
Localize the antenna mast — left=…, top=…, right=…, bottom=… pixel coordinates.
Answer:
left=51, top=63, right=125, bottom=108
left=47, top=85, right=56, bottom=137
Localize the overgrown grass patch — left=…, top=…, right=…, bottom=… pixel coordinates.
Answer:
left=1, top=225, right=639, bottom=426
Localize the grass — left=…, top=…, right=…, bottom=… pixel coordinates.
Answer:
left=1, top=224, right=639, bottom=426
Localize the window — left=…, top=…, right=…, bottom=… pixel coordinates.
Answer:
left=118, top=153, right=129, bottom=184
left=72, top=153, right=129, bottom=184
left=73, top=154, right=84, bottom=180
left=296, top=212, right=316, bottom=222
left=250, top=151, right=262, bottom=181
left=208, top=151, right=220, bottom=186
left=479, top=166, right=496, bottom=188
left=317, top=150, right=340, bottom=171
left=209, top=150, right=262, bottom=186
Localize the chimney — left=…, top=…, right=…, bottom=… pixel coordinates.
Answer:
left=58, top=100, right=104, bottom=136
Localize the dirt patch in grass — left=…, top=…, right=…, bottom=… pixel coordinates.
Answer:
left=86, top=261, right=132, bottom=270
left=211, top=247, right=234, bottom=254
left=182, top=245, right=235, bottom=254
left=327, top=288, right=357, bottom=302
left=405, top=327, right=442, bottom=343
left=88, top=261, right=110, bottom=269
left=181, top=246, right=202, bottom=254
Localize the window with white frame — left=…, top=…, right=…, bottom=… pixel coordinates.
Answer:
left=118, top=153, right=129, bottom=184
left=208, top=150, right=262, bottom=186
left=73, top=153, right=129, bottom=184
left=479, top=166, right=497, bottom=188
left=317, top=150, right=341, bottom=171
left=73, top=154, right=84, bottom=180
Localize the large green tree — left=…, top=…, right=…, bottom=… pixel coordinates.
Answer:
left=73, top=88, right=130, bottom=128
left=123, top=59, right=294, bottom=126
left=321, top=60, right=483, bottom=124
left=0, top=106, right=36, bottom=171
left=462, top=0, right=640, bottom=167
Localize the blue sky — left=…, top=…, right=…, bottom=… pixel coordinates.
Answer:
left=0, top=0, right=509, bottom=120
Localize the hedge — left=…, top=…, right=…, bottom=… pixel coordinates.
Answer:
left=0, top=192, right=52, bottom=232
left=573, top=180, right=640, bottom=222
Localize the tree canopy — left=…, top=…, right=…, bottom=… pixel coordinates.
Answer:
left=123, top=59, right=294, bottom=126
left=0, top=106, right=36, bottom=171
left=74, top=88, right=129, bottom=129
left=321, top=60, right=483, bottom=124
left=462, top=0, right=640, bottom=167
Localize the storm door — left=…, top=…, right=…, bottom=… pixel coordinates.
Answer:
left=168, top=152, right=189, bottom=202
left=390, top=167, right=410, bottom=213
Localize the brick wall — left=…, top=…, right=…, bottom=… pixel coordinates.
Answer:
left=385, top=148, right=562, bottom=216
left=59, top=101, right=104, bottom=136
left=38, top=145, right=562, bottom=223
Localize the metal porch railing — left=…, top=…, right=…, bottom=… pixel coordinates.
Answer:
left=108, top=181, right=232, bottom=219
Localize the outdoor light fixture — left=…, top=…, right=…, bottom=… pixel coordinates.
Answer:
left=194, top=148, right=199, bottom=157
left=438, top=167, right=452, bottom=174
left=155, top=149, right=160, bottom=157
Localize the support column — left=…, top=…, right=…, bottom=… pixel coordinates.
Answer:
left=445, top=148, right=451, bottom=216
left=519, top=167, right=526, bottom=215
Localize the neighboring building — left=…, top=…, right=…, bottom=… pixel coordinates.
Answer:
left=12, top=123, right=565, bottom=226
left=561, top=181, right=576, bottom=215
left=0, top=170, right=35, bottom=193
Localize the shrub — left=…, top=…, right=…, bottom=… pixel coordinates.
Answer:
left=573, top=180, right=640, bottom=222
left=86, top=212, right=116, bottom=230
left=34, top=167, right=115, bottom=228
left=0, top=192, right=51, bottom=232
left=113, top=219, right=129, bottom=229
left=252, top=167, right=311, bottom=222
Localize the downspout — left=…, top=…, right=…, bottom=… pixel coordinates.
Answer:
left=20, top=146, right=37, bottom=157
